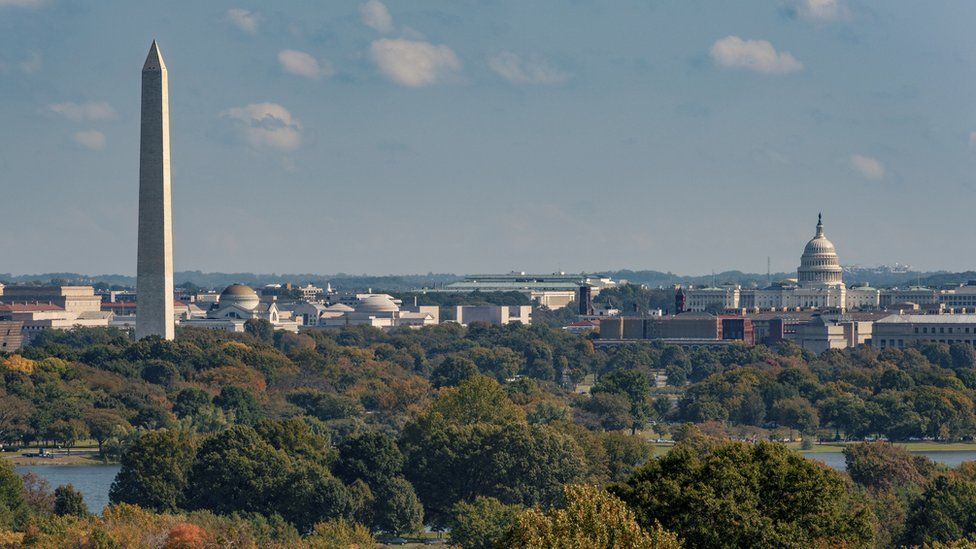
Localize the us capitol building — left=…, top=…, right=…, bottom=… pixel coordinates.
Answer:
left=682, top=214, right=880, bottom=313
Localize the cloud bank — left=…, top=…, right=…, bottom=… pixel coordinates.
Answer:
left=360, top=0, right=393, bottom=34
left=226, top=8, right=259, bottom=34
left=48, top=101, right=116, bottom=122
left=369, top=39, right=460, bottom=87
left=278, top=50, right=334, bottom=79
left=222, top=103, right=301, bottom=151
left=850, top=154, right=884, bottom=180
left=710, top=36, right=803, bottom=74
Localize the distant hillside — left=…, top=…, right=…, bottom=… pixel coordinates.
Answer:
left=4, top=268, right=975, bottom=292
left=0, top=271, right=461, bottom=292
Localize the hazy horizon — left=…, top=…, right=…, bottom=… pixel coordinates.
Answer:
left=3, top=1, right=975, bottom=275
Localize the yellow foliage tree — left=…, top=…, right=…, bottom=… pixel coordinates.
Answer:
left=1, top=355, right=34, bottom=375
left=306, top=519, right=376, bottom=548
left=501, top=484, right=681, bottom=549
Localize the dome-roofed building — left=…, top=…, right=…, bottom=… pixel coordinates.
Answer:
left=178, top=284, right=299, bottom=333
left=219, top=283, right=261, bottom=310
left=797, top=213, right=844, bottom=288
left=683, top=214, right=863, bottom=313
left=355, top=294, right=400, bottom=313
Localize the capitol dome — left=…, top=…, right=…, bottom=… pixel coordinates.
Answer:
left=797, top=214, right=843, bottom=288
left=219, top=284, right=260, bottom=310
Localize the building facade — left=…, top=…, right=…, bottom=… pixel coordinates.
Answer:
left=683, top=215, right=855, bottom=313
left=873, top=314, right=976, bottom=349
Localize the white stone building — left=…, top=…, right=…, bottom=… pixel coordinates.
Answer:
left=179, top=284, right=299, bottom=332
left=684, top=215, right=870, bottom=313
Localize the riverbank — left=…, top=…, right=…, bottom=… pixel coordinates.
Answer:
left=2, top=446, right=113, bottom=466
left=647, top=440, right=976, bottom=456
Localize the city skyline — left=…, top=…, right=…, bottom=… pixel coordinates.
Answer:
left=2, top=1, right=975, bottom=275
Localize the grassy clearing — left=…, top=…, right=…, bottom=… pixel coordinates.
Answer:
left=1, top=444, right=108, bottom=466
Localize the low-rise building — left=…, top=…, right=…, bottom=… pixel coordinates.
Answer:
left=428, top=272, right=616, bottom=310
left=179, top=284, right=300, bottom=333
left=873, top=314, right=976, bottom=349
left=599, top=314, right=754, bottom=346
left=298, top=294, right=439, bottom=329
left=454, top=305, right=531, bottom=326
left=939, top=282, right=976, bottom=310
left=0, top=303, right=112, bottom=343
left=0, top=285, right=102, bottom=313
left=787, top=315, right=875, bottom=354
left=0, top=320, right=24, bottom=353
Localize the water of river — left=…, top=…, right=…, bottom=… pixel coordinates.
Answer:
left=805, top=450, right=976, bottom=471
left=16, top=464, right=121, bottom=513
left=14, top=451, right=976, bottom=515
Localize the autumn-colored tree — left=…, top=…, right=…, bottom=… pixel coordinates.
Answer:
left=501, top=484, right=680, bottom=549
left=306, top=519, right=376, bottom=548
left=451, top=496, right=521, bottom=549
left=164, top=522, right=211, bottom=549
left=1, top=355, right=34, bottom=375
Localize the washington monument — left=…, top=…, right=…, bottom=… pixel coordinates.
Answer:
left=136, top=41, right=174, bottom=340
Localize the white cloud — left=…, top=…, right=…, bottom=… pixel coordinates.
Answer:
left=73, top=130, right=105, bottom=151
left=0, top=0, right=45, bottom=7
left=226, top=8, right=259, bottom=34
left=48, top=101, right=116, bottom=122
left=278, top=50, right=334, bottom=79
left=222, top=103, right=301, bottom=151
left=369, top=39, right=460, bottom=87
left=794, top=0, right=847, bottom=22
left=488, top=52, right=568, bottom=85
left=850, top=154, right=884, bottom=180
left=710, top=36, right=803, bottom=74
left=360, top=0, right=393, bottom=34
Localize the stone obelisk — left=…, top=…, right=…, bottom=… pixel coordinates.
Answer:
left=136, top=41, right=174, bottom=340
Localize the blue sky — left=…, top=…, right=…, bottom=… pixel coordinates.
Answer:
left=1, top=0, right=974, bottom=276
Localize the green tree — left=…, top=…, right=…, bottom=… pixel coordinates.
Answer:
left=592, top=369, right=652, bottom=434
left=280, top=461, right=353, bottom=533
left=335, top=430, right=404, bottom=486
left=109, top=429, right=196, bottom=512
left=400, top=377, right=585, bottom=528
left=610, top=441, right=875, bottom=548
left=451, top=496, right=521, bottom=549
left=902, top=475, right=976, bottom=546
left=603, top=432, right=652, bottom=482
left=245, top=318, right=275, bottom=344
left=53, top=484, right=88, bottom=517
left=214, top=386, right=263, bottom=425
left=501, top=484, right=680, bottom=549
left=373, top=477, right=424, bottom=535
left=172, top=388, right=213, bottom=419
left=771, top=397, right=819, bottom=436
left=183, top=425, right=290, bottom=516
left=255, top=417, right=334, bottom=467
left=0, top=458, right=28, bottom=529
left=84, top=409, right=130, bottom=456
left=47, top=419, right=89, bottom=454
left=431, top=356, right=479, bottom=388
left=843, top=442, right=936, bottom=491
left=577, top=392, right=632, bottom=431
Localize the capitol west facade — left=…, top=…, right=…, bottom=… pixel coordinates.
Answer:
left=683, top=215, right=880, bottom=313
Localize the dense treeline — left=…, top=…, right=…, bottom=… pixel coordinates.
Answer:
left=5, top=324, right=976, bottom=546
